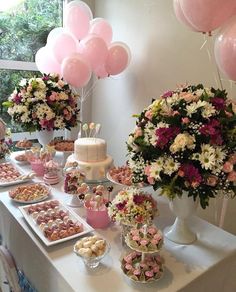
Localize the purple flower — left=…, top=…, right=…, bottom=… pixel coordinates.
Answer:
left=179, top=164, right=202, bottom=187
left=199, top=119, right=223, bottom=145
left=133, top=195, right=145, bottom=205
left=13, top=94, right=22, bottom=104
left=211, top=97, right=226, bottom=110
left=156, top=126, right=180, bottom=149
left=162, top=91, right=173, bottom=99
left=116, top=201, right=127, bottom=210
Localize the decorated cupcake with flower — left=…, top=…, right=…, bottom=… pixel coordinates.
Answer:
left=125, top=224, right=163, bottom=253
left=107, top=188, right=158, bottom=226
left=127, top=84, right=236, bottom=209
left=121, top=251, right=163, bottom=282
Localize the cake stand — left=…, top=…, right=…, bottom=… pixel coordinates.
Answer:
left=121, top=224, right=164, bottom=283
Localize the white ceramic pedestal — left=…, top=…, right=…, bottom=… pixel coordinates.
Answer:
left=36, top=130, right=54, bottom=148
left=164, top=192, right=198, bottom=245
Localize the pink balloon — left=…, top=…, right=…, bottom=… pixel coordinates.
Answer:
left=50, top=32, right=77, bottom=64
left=65, top=0, right=93, bottom=20
left=47, top=27, right=64, bottom=44
left=94, top=64, right=109, bottom=79
left=35, top=46, right=61, bottom=75
left=173, top=0, right=199, bottom=32
left=78, top=34, right=108, bottom=71
left=62, top=54, right=91, bottom=88
left=180, top=0, right=236, bottom=33
left=89, top=18, right=113, bottom=45
left=215, top=17, right=236, bottom=81
left=65, top=5, right=90, bottom=40
left=105, top=42, right=131, bottom=75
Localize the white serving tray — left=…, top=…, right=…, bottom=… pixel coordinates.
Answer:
left=0, top=162, right=32, bottom=187
left=19, top=199, right=94, bottom=246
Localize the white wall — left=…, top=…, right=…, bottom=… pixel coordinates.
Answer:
left=91, top=0, right=236, bottom=234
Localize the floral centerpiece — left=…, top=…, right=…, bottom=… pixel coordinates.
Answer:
left=3, top=74, right=79, bottom=132
left=127, top=84, right=236, bottom=209
left=108, top=188, right=158, bottom=226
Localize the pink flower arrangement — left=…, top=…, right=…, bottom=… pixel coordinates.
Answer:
left=127, top=84, right=236, bottom=209
left=4, top=74, right=80, bottom=132
left=108, top=188, right=158, bottom=226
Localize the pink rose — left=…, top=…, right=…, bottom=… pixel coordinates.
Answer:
left=140, top=239, right=148, bottom=246
left=145, top=270, right=154, bottom=277
left=147, top=176, right=155, bottom=185
left=223, top=162, right=234, bottom=173
left=206, top=175, right=218, bottom=187
left=227, top=171, right=236, bottom=182
left=229, top=154, right=236, bottom=165
left=180, top=92, right=198, bottom=102
left=134, top=127, right=142, bottom=138
left=145, top=110, right=153, bottom=120
left=182, top=117, right=190, bottom=124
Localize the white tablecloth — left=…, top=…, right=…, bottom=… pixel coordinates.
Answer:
left=0, top=158, right=236, bottom=292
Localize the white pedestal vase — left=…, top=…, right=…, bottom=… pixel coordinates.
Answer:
left=164, top=192, right=198, bottom=245
left=36, top=130, right=54, bottom=148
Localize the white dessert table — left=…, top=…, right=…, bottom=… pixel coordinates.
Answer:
left=0, top=157, right=236, bottom=292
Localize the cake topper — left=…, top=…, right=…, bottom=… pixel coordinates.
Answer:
left=81, top=122, right=101, bottom=138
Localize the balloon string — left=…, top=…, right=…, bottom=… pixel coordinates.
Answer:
left=207, top=35, right=224, bottom=90
left=200, top=34, right=207, bottom=50
left=82, top=77, right=99, bottom=101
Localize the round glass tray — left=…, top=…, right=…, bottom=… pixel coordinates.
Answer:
left=106, top=173, right=149, bottom=188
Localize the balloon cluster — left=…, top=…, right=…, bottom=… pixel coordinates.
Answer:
left=173, top=0, right=236, bottom=81
left=35, top=1, right=131, bottom=88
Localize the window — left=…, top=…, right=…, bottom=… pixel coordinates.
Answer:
left=0, top=0, right=64, bottom=139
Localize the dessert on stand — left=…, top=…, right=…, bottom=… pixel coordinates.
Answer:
left=66, top=123, right=113, bottom=182
left=84, top=185, right=113, bottom=229
left=63, top=162, right=90, bottom=207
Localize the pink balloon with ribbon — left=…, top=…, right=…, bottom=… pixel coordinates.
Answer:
left=62, top=53, right=92, bottom=88
left=89, top=18, right=113, bottom=45
left=214, top=17, right=236, bottom=81
left=173, top=0, right=199, bottom=32
left=35, top=46, right=61, bottom=75
left=179, top=0, right=236, bottom=33
left=50, top=32, right=78, bottom=64
left=65, top=5, right=90, bottom=40
left=78, top=34, right=108, bottom=71
left=105, top=42, right=131, bottom=75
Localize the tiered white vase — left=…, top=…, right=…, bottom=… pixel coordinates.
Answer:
left=164, top=191, right=198, bottom=245
left=36, top=130, right=54, bottom=148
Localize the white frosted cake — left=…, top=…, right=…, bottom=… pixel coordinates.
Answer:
left=67, top=137, right=113, bottom=181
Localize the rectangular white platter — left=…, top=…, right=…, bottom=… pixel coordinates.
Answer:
left=0, top=161, right=32, bottom=187
left=19, top=199, right=94, bottom=246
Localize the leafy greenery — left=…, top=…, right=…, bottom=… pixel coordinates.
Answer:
left=0, top=0, right=63, bottom=131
